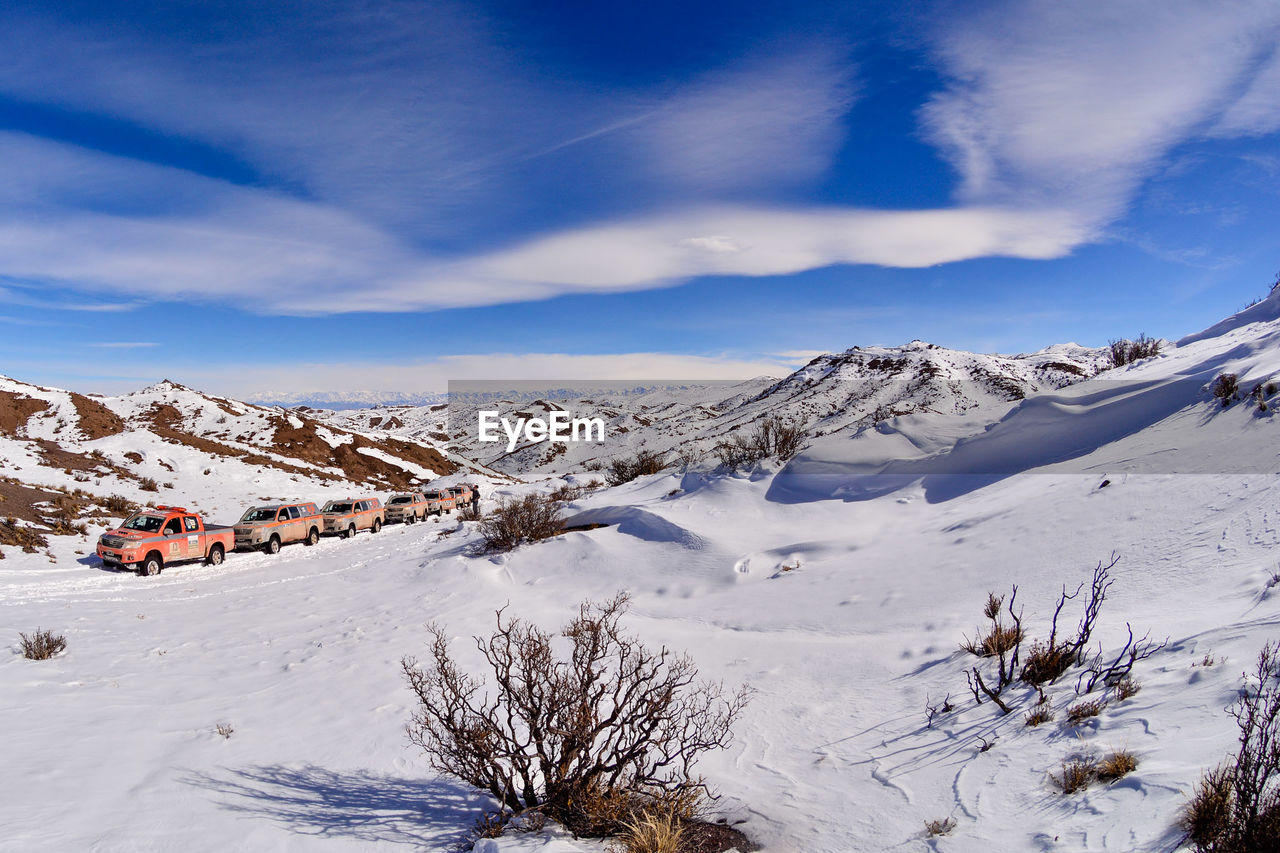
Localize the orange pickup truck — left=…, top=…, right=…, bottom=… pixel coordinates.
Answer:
left=97, top=506, right=236, bottom=576
left=320, top=498, right=384, bottom=538
left=234, top=502, right=322, bottom=553
left=422, top=488, right=456, bottom=514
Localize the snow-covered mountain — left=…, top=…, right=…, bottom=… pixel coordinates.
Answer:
left=0, top=377, right=482, bottom=535
left=5, top=291, right=1280, bottom=852
left=326, top=340, right=1111, bottom=477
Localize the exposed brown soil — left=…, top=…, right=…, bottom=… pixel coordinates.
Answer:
left=679, top=818, right=759, bottom=853
left=69, top=393, right=125, bottom=439
left=271, top=415, right=455, bottom=490
left=141, top=404, right=342, bottom=482
left=0, top=479, right=67, bottom=526
left=0, top=391, right=50, bottom=436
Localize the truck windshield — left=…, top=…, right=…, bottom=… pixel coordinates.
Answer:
left=122, top=514, right=165, bottom=532
left=424, top=492, right=441, bottom=499
left=389, top=496, right=412, bottom=504
left=240, top=508, right=278, bottom=522
left=323, top=502, right=352, bottom=513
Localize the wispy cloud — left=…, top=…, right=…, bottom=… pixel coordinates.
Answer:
left=88, top=341, right=159, bottom=349
left=921, top=0, right=1280, bottom=224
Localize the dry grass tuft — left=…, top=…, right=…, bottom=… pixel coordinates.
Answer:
left=1025, top=706, right=1055, bottom=727
left=1065, top=698, right=1107, bottom=726
left=20, top=628, right=66, bottom=660
left=1095, top=749, right=1138, bottom=782
left=1181, top=763, right=1235, bottom=850
left=924, top=817, right=956, bottom=837
left=1114, top=677, right=1141, bottom=701
left=610, top=810, right=685, bottom=853
left=1055, top=757, right=1097, bottom=794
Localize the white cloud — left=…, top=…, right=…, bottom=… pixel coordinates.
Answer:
left=921, top=0, right=1280, bottom=222
left=1211, top=49, right=1280, bottom=137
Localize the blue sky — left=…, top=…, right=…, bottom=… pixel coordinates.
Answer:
left=0, top=0, right=1278, bottom=397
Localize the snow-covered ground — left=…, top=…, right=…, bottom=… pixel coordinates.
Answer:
left=4, top=293, right=1280, bottom=851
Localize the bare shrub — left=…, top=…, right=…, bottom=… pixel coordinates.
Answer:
left=1065, top=698, right=1106, bottom=726
left=1183, top=763, right=1236, bottom=851
left=457, top=502, right=481, bottom=522
left=1096, top=749, right=1138, bottom=782
left=1214, top=373, right=1241, bottom=406
left=549, top=482, right=595, bottom=503
left=1107, top=334, right=1163, bottom=368
left=1025, top=706, right=1055, bottom=727
left=1077, top=623, right=1166, bottom=693
left=401, top=594, right=750, bottom=837
left=714, top=417, right=806, bottom=468
left=924, top=817, right=956, bottom=837
left=962, top=590, right=1024, bottom=714
left=1183, top=643, right=1280, bottom=852
left=477, top=494, right=564, bottom=552
left=472, top=810, right=510, bottom=840
left=138, top=476, right=159, bottom=492
left=1020, top=555, right=1117, bottom=686
left=20, top=628, right=66, bottom=660
left=1055, top=757, right=1097, bottom=794
left=215, top=723, right=234, bottom=739
left=606, top=450, right=669, bottom=486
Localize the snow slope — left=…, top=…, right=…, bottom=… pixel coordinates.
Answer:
left=3, top=295, right=1279, bottom=852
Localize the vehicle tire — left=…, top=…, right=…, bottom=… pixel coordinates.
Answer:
left=140, top=553, right=163, bottom=577
left=342, top=523, right=356, bottom=539
left=305, top=527, right=319, bottom=546
left=265, top=535, right=281, bottom=555
left=206, top=544, right=225, bottom=566
left=372, top=518, right=382, bottom=534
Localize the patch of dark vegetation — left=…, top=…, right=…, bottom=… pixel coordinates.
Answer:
left=477, top=493, right=564, bottom=552
left=606, top=449, right=670, bottom=486
left=1107, top=334, right=1162, bottom=368
left=19, top=628, right=66, bottom=660
left=714, top=417, right=806, bottom=468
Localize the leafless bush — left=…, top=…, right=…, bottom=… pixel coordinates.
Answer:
left=138, top=476, right=159, bottom=492
left=1077, top=623, right=1166, bottom=693
left=714, top=418, right=806, bottom=468
left=1183, top=763, right=1237, bottom=851
left=20, top=628, right=66, bottom=660
left=1020, top=555, right=1117, bottom=685
left=925, top=693, right=953, bottom=728
left=963, top=589, right=1024, bottom=714
left=549, top=482, right=596, bottom=503
left=1183, top=643, right=1280, bottom=852
left=1214, top=373, right=1241, bottom=406
left=924, top=817, right=956, bottom=837
left=401, top=594, right=750, bottom=837
left=1107, top=334, right=1163, bottom=368
left=457, top=502, right=481, bottom=521
left=476, top=494, right=564, bottom=552
left=606, top=450, right=669, bottom=486
left=215, top=723, right=234, bottom=739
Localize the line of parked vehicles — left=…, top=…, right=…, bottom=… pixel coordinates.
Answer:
left=95, top=485, right=479, bottom=576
